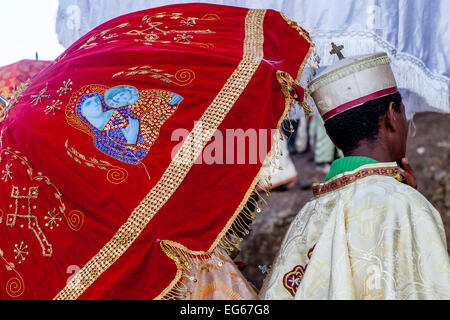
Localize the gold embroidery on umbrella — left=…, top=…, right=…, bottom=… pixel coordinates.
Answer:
left=79, top=22, right=129, bottom=50
left=124, top=12, right=218, bottom=48
left=0, top=80, right=30, bottom=123
left=0, top=146, right=85, bottom=232
left=65, top=210, right=84, bottom=231
left=0, top=248, right=25, bottom=298
left=57, top=79, right=73, bottom=96
left=1, top=163, right=13, bottom=182
left=30, top=82, right=51, bottom=107
left=112, top=66, right=195, bottom=87
left=65, top=139, right=129, bottom=185
left=44, top=208, right=63, bottom=230
left=13, top=241, right=29, bottom=264
left=6, top=186, right=53, bottom=257
left=44, top=99, right=62, bottom=115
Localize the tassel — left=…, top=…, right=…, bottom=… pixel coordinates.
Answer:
left=276, top=70, right=314, bottom=116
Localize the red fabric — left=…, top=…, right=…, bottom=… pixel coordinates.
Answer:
left=0, top=3, right=312, bottom=299
left=0, top=60, right=51, bottom=98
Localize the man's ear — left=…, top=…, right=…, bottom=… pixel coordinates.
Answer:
left=383, top=102, right=397, bottom=132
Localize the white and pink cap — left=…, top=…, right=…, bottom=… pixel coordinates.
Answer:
left=309, top=52, right=398, bottom=121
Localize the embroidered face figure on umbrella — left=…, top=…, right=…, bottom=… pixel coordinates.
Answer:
left=105, top=85, right=139, bottom=109
left=68, top=84, right=183, bottom=165
left=80, top=95, right=113, bottom=130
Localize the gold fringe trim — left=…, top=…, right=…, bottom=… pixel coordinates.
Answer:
left=279, top=12, right=320, bottom=122
left=298, top=46, right=320, bottom=118
left=159, top=209, right=257, bottom=300
left=155, top=9, right=268, bottom=300
left=279, top=11, right=320, bottom=86
left=276, top=70, right=313, bottom=115
left=157, top=69, right=304, bottom=299
left=157, top=130, right=281, bottom=300
left=280, top=12, right=313, bottom=46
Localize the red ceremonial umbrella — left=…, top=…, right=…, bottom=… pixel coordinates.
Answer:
left=0, top=59, right=51, bottom=115
left=0, top=3, right=316, bottom=300
left=0, top=59, right=51, bottom=99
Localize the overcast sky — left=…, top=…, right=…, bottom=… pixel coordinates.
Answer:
left=0, top=0, right=65, bottom=66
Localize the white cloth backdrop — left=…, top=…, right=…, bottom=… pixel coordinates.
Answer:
left=55, top=0, right=450, bottom=117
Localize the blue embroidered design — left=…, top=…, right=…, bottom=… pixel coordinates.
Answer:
left=76, top=91, right=145, bottom=165
left=74, top=85, right=183, bottom=165
left=105, top=85, right=139, bottom=109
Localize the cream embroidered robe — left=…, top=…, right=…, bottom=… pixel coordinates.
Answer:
left=259, top=162, right=450, bottom=300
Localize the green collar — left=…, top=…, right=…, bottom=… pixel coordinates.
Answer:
left=325, top=156, right=379, bottom=181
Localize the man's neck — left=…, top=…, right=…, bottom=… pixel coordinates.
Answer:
left=346, top=140, right=394, bottom=163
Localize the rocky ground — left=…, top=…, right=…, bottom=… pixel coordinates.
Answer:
left=236, top=112, right=450, bottom=290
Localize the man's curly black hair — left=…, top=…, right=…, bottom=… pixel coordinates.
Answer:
left=324, top=92, right=402, bottom=155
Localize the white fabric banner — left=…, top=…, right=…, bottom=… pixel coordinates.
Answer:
left=56, top=0, right=450, bottom=115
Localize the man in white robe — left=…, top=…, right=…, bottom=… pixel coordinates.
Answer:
left=259, top=50, right=450, bottom=300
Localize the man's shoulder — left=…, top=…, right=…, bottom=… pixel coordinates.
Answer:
left=356, top=174, right=413, bottom=194
left=353, top=174, right=437, bottom=213
left=310, top=174, right=438, bottom=217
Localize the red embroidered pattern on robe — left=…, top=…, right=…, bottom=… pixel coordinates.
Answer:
left=283, top=244, right=315, bottom=297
